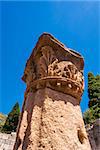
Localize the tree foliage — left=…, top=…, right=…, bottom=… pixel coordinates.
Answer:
left=83, top=72, right=100, bottom=125
left=88, top=72, right=100, bottom=108
left=83, top=103, right=100, bottom=124
left=2, top=102, right=20, bottom=133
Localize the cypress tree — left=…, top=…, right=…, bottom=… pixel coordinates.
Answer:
left=2, top=102, right=20, bottom=133
left=83, top=73, right=100, bottom=124
left=88, top=72, right=100, bottom=108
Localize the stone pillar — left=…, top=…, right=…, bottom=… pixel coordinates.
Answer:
left=13, top=33, right=91, bottom=150
left=87, top=118, right=100, bottom=150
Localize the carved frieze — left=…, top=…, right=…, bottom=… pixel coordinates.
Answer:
left=48, top=59, right=83, bottom=86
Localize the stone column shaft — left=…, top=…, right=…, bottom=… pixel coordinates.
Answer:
left=13, top=33, right=91, bottom=150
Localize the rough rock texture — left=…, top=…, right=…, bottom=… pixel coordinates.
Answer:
left=0, top=132, right=16, bottom=150
left=86, top=119, right=100, bottom=150
left=13, top=33, right=91, bottom=150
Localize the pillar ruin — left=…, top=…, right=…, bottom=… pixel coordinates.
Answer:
left=14, top=33, right=91, bottom=150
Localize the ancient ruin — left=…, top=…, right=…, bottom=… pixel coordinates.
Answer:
left=13, top=33, right=91, bottom=150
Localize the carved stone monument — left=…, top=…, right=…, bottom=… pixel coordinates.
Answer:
left=14, top=33, right=91, bottom=150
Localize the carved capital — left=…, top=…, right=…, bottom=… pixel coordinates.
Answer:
left=22, top=33, right=84, bottom=102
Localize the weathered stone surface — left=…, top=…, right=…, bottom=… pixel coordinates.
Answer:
left=14, top=33, right=91, bottom=150
left=86, top=118, right=100, bottom=150
left=0, top=132, right=16, bottom=150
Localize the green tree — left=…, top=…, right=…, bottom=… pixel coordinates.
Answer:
left=83, top=104, right=100, bottom=125
left=88, top=72, right=100, bottom=108
left=83, top=73, right=100, bottom=125
left=2, top=102, right=20, bottom=133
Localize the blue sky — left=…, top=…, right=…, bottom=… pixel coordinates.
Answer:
left=0, top=1, right=100, bottom=114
